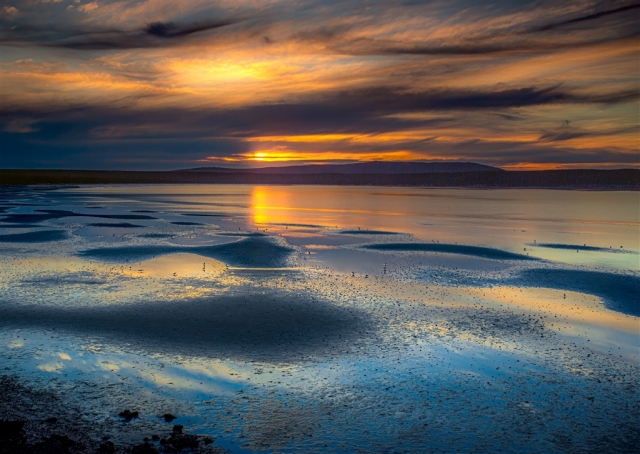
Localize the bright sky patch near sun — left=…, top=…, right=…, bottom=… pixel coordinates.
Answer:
left=0, top=0, right=638, bottom=170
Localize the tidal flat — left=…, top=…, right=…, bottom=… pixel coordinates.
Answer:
left=0, top=185, right=638, bottom=453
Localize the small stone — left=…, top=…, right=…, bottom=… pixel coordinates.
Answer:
left=202, top=436, right=215, bottom=444
left=118, top=409, right=139, bottom=420
left=162, top=413, right=177, bottom=422
left=99, top=440, right=115, bottom=454
left=132, top=441, right=158, bottom=454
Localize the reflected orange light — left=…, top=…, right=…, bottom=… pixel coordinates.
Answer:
left=249, top=186, right=408, bottom=227
left=250, top=186, right=296, bottom=225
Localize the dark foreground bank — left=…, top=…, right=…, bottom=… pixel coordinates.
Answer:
left=1, top=169, right=638, bottom=189
left=0, top=376, right=226, bottom=454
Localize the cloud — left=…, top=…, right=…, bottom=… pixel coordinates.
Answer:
left=0, top=83, right=635, bottom=152
left=529, top=2, right=640, bottom=32
left=328, top=32, right=639, bottom=56
left=539, top=123, right=639, bottom=143
left=0, top=18, right=241, bottom=50
left=3, top=118, right=38, bottom=133
left=78, top=2, right=98, bottom=13
left=0, top=0, right=637, bottom=169
left=3, top=6, right=18, bottom=17
left=491, top=113, right=524, bottom=121
left=144, top=20, right=236, bottom=38
left=0, top=83, right=635, bottom=139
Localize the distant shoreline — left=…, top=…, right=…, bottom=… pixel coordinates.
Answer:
left=0, top=169, right=638, bottom=190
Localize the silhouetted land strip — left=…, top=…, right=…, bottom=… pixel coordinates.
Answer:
left=185, top=161, right=502, bottom=174
left=1, top=169, right=638, bottom=189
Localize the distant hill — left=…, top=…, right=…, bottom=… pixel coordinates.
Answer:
left=1, top=169, right=637, bottom=189
left=182, top=161, right=503, bottom=174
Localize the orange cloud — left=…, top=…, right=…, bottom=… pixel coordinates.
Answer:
left=202, top=149, right=435, bottom=163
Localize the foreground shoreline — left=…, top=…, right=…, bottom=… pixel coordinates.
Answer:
left=0, top=375, right=226, bottom=454
left=1, top=169, right=638, bottom=189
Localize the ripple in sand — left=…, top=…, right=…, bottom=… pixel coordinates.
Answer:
left=0, top=224, right=44, bottom=229
left=170, top=221, right=206, bottom=226
left=0, top=230, right=68, bottom=243
left=363, top=242, right=536, bottom=260
left=0, top=210, right=157, bottom=223
left=79, top=236, right=294, bottom=268
left=0, top=289, right=373, bottom=363
left=518, top=269, right=640, bottom=317
left=339, top=229, right=400, bottom=235
left=87, top=222, right=145, bottom=228
left=530, top=243, right=636, bottom=254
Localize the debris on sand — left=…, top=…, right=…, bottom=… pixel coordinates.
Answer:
left=118, top=410, right=139, bottom=421
left=161, top=413, right=176, bottom=423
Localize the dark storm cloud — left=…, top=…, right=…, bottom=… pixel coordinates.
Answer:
left=144, top=20, right=236, bottom=38
left=329, top=31, right=639, bottom=56
left=0, top=19, right=240, bottom=50
left=530, top=2, right=640, bottom=32
left=1, top=82, right=637, bottom=169
left=309, top=85, right=637, bottom=114
left=1, top=84, right=636, bottom=141
left=302, top=1, right=640, bottom=56
left=539, top=125, right=639, bottom=142
left=327, top=2, right=640, bottom=57
left=424, top=138, right=640, bottom=168
left=539, top=131, right=588, bottom=142
left=2, top=1, right=637, bottom=55
left=492, top=113, right=524, bottom=121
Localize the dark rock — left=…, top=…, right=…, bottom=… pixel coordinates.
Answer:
left=118, top=410, right=139, bottom=421
left=0, top=419, right=25, bottom=438
left=29, top=434, right=80, bottom=454
left=162, top=413, right=177, bottom=422
left=0, top=419, right=27, bottom=454
left=98, top=440, right=115, bottom=454
left=202, top=436, right=215, bottom=445
left=170, top=434, right=199, bottom=450
left=151, top=434, right=160, bottom=441
left=131, top=441, right=158, bottom=454
left=45, top=417, right=58, bottom=423
left=157, top=425, right=200, bottom=451
left=49, top=434, right=78, bottom=448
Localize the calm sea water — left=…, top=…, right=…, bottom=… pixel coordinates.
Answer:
left=0, top=185, right=638, bottom=452
left=68, top=185, right=639, bottom=268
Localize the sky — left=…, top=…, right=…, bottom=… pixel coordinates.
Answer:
left=0, top=0, right=638, bottom=170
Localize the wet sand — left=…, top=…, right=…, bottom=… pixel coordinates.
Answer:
left=0, top=375, right=225, bottom=453
left=0, top=185, right=638, bottom=453
left=0, top=288, right=374, bottom=363
left=80, top=236, right=294, bottom=268
left=363, top=242, right=537, bottom=260
left=0, top=230, right=68, bottom=243
left=532, top=242, right=635, bottom=253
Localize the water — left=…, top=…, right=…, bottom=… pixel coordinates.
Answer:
left=0, top=185, right=638, bottom=452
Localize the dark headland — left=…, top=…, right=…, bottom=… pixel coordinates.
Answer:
left=1, top=162, right=638, bottom=189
